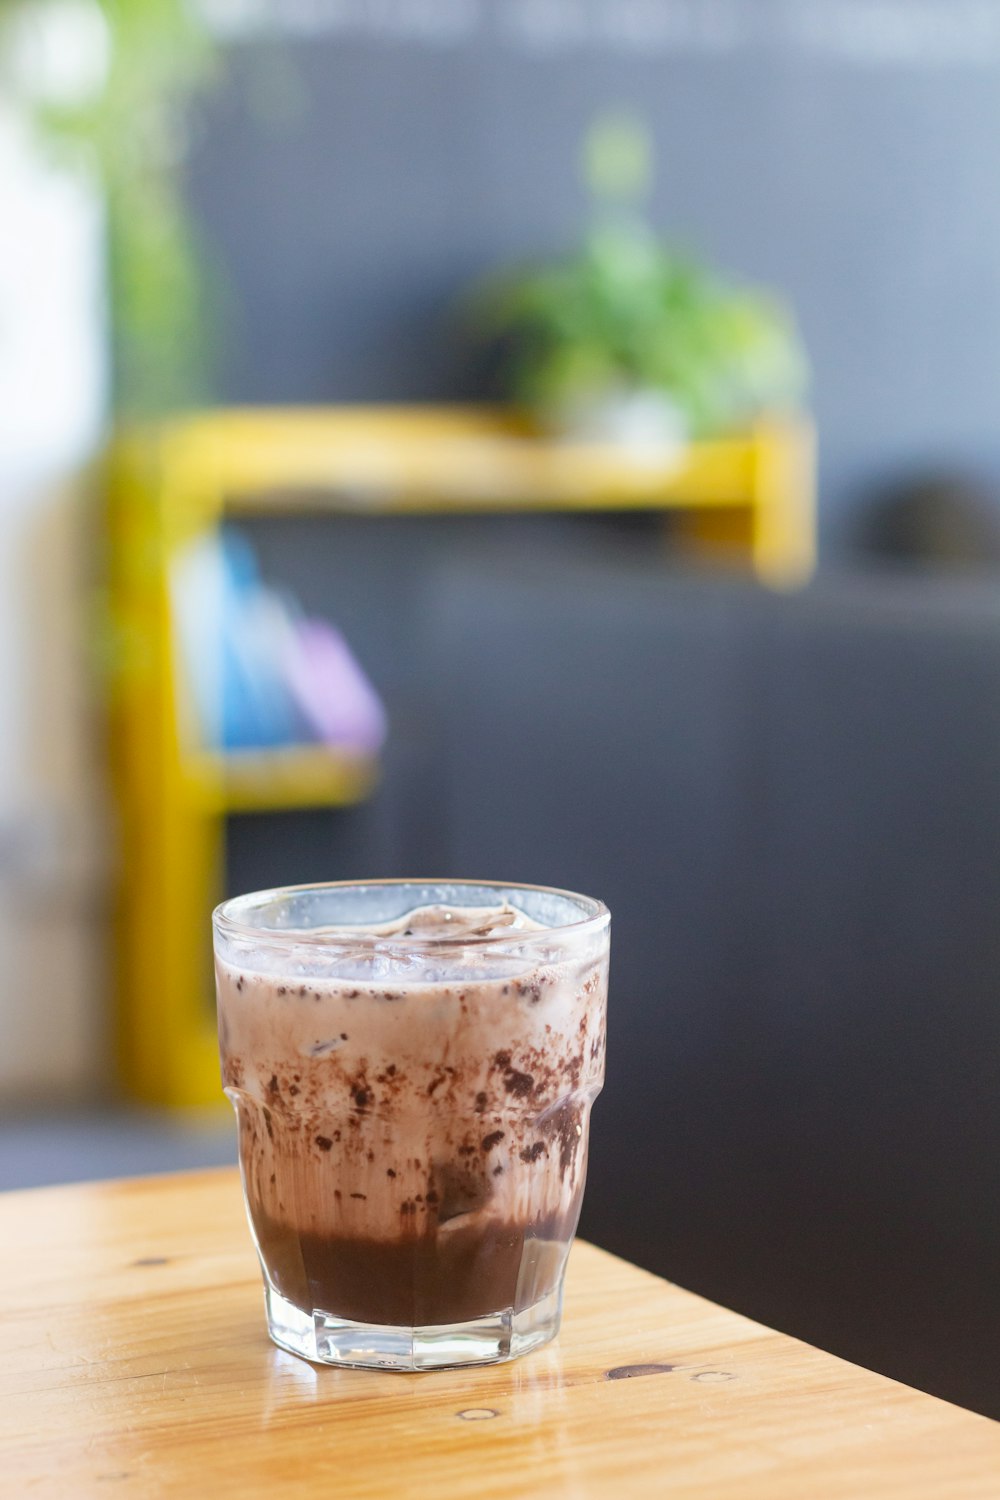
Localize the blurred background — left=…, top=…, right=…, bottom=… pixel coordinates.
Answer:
left=4, top=0, right=1000, bottom=1417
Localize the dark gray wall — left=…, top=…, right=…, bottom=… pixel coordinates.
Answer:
left=186, top=0, right=1000, bottom=547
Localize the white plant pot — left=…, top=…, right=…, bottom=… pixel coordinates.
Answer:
left=550, top=388, right=688, bottom=461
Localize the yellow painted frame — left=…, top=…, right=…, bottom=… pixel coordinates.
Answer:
left=106, top=405, right=816, bottom=1107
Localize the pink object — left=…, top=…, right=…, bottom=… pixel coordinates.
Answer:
left=282, top=619, right=387, bottom=752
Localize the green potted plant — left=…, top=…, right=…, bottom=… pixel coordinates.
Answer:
left=473, top=116, right=808, bottom=451
left=0, top=0, right=215, bottom=416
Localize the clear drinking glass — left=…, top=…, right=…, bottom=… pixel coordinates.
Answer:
left=213, top=879, right=610, bottom=1370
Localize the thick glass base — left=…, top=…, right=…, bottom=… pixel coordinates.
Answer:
left=264, top=1282, right=564, bottom=1370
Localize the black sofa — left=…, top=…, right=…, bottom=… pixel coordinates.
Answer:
left=417, top=560, right=1000, bottom=1419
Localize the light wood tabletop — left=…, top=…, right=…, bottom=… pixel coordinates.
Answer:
left=0, top=1168, right=996, bottom=1498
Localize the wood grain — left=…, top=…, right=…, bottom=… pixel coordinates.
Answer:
left=0, top=1169, right=995, bottom=1498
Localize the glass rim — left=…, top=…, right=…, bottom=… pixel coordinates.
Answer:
left=213, top=878, right=609, bottom=951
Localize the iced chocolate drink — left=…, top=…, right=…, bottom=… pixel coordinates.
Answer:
left=213, top=880, right=609, bottom=1370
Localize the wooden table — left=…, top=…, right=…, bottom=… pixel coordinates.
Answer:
left=2, top=1170, right=997, bottom=1498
